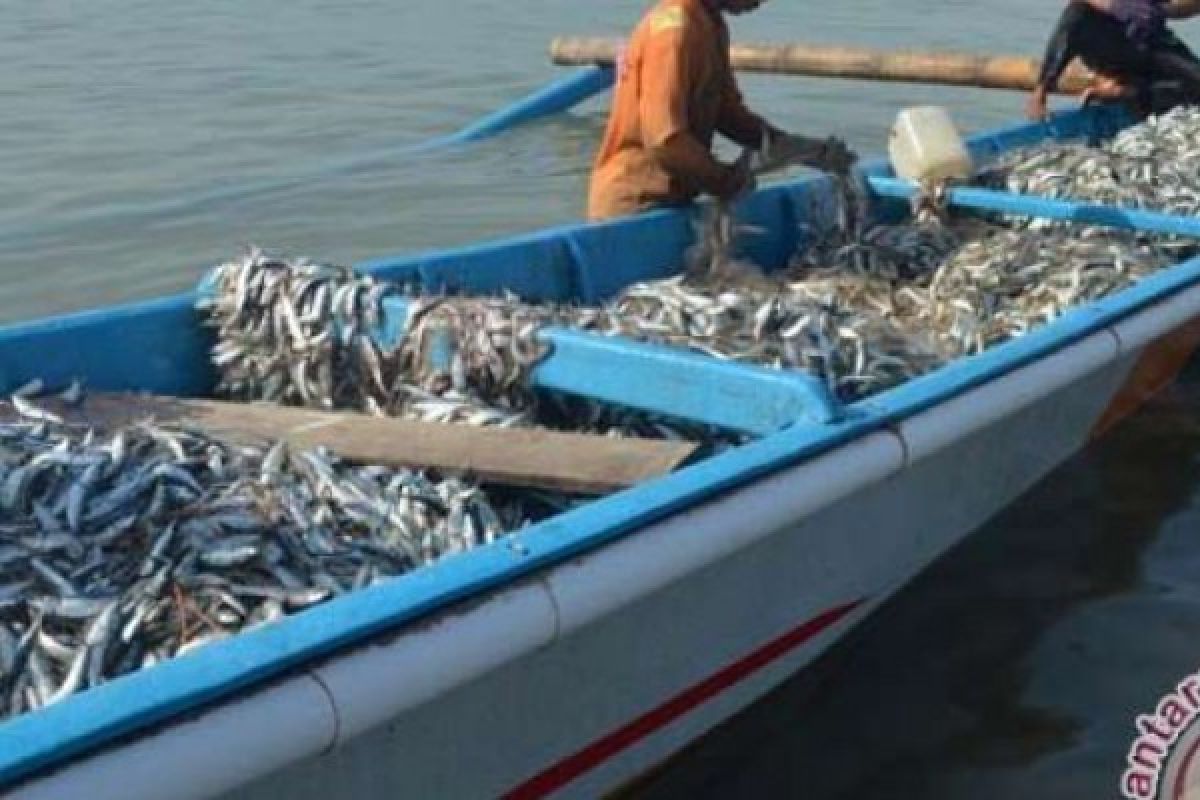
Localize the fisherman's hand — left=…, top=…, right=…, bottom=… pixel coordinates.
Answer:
left=759, top=133, right=855, bottom=176
left=713, top=160, right=755, bottom=202
left=817, top=137, right=857, bottom=176
left=1081, top=74, right=1134, bottom=104
left=758, top=132, right=820, bottom=172
left=1026, top=87, right=1049, bottom=121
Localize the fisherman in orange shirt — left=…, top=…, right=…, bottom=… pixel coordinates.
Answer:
left=587, top=0, right=855, bottom=221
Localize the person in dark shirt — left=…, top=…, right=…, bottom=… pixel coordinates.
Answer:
left=1027, top=0, right=1200, bottom=120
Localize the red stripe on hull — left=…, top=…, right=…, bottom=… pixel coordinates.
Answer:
left=503, top=599, right=865, bottom=800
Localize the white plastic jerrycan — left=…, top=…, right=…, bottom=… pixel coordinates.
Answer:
left=888, top=106, right=974, bottom=185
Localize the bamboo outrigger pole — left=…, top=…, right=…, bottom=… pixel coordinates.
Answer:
left=550, top=37, right=1095, bottom=95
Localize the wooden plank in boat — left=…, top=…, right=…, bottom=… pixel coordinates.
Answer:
left=0, top=393, right=699, bottom=495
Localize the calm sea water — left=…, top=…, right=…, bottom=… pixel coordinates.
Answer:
left=0, top=0, right=1112, bottom=324
left=5, top=2, right=1200, bottom=797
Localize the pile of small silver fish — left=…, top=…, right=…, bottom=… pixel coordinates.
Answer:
left=0, top=394, right=533, bottom=719
left=793, top=211, right=966, bottom=281
left=202, top=206, right=1174, bottom=414
left=203, top=175, right=917, bottom=412
left=200, top=251, right=541, bottom=426
left=591, top=271, right=945, bottom=400
left=203, top=247, right=928, bottom=409
left=198, top=253, right=402, bottom=412
left=779, top=217, right=1169, bottom=381
left=979, top=105, right=1200, bottom=253
left=921, top=226, right=1170, bottom=354
left=201, top=251, right=732, bottom=441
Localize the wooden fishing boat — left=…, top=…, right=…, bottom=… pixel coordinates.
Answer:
left=6, top=103, right=1200, bottom=800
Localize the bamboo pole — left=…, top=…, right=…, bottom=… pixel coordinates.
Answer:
left=550, top=37, right=1095, bottom=94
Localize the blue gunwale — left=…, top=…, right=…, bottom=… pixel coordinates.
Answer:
left=0, top=104, right=1179, bottom=786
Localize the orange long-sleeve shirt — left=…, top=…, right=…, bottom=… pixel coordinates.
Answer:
left=586, top=0, right=766, bottom=221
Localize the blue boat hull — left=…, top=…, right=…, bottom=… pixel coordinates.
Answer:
left=5, top=104, right=1198, bottom=799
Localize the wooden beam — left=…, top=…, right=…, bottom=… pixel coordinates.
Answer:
left=1, top=393, right=700, bottom=495
left=550, top=37, right=1094, bottom=94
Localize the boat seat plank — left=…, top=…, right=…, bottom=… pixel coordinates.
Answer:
left=0, top=393, right=699, bottom=495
